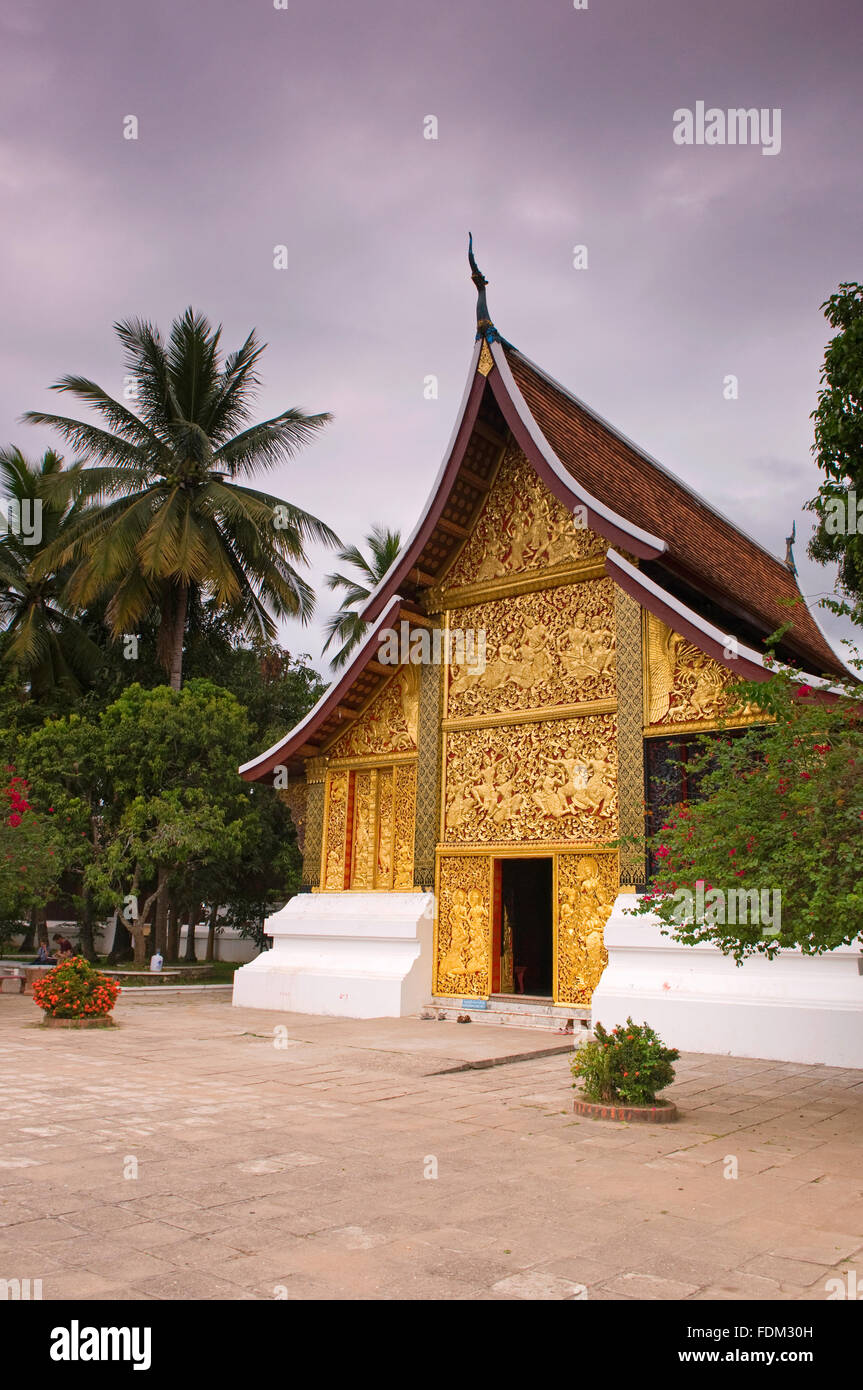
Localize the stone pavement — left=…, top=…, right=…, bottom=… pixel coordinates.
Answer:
left=1, top=991, right=862, bottom=1301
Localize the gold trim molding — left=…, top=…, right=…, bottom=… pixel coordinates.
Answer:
left=326, top=752, right=418, bottom=771
left=443, top=698, right=617, bottom=734
left=427, top=559, right=607, bottom=614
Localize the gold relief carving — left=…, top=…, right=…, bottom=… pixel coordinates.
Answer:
left=302, top=780, right=324, bottom=888
left=305, top=756, right=328, bottom=785
left=556, top=852, right=618, bottom=1005
left=438, top=446, right=606, bottom=595
left=350, top=771, right=375, bottom=889
left=435, top=855, right=492, bottom=996
left=477, top=340, right=494, bottom=376
left=614, top=586, right=646, bottom=885
left=445, top=580, right=616, bottom=721
left=327, top=665, right=419, bottom=760
left=376, top=770, right=394, bottom=888
left=278, top=781, right=307, bottom=856
left=644, top=613, right=761, bottom=732
left=322, top=770, right=349, bottom=890
left=443, top=715, right=618, bottom=845
left=393, top=764, right=417, bottom=889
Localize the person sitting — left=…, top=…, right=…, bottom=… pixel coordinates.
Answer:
left=52, top=933, right=74, bottom=959
left=31, top=943, right=57, bottom=966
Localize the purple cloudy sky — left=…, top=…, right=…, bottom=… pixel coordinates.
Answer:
left=2, top=0, right=861, bottom=671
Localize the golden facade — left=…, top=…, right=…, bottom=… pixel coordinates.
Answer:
left=429, top=446, right=621, bottom=1005
left=310, top=444, right=758, bottom=1007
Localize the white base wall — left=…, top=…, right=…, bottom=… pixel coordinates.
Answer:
left=231, top=892, right=435, bottom=1018
left=592, top=894, right=863, bottom=1069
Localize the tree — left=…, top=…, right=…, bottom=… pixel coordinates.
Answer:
left=25, top=308, right=339, bottom=689
left=0, top=447, right=102, bottom=701
left=322, top=524, right=401, bottom=669
left=807, top=282, right=863, bottom=629
left=0, top=772, right=63, bottom=943
left=9, top=714, right=110, bottom=961
left=632, top=671, right=863, bottom=958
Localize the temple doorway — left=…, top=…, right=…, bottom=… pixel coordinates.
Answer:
left=496, top=858, right=553, bottom=998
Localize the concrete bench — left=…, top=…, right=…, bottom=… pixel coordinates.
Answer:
left=0, top=968, right=26, bottom=994
left=0, top=964, right=55, bottom=994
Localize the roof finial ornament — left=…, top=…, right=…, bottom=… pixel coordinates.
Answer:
left=468, top=232, right=494, bottom=341
left=784, top=520, right=797, bottom=574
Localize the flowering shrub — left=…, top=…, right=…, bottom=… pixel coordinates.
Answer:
left=31, top=957, right=120, bottom=1020
left=631, top=670, right=863, bottom=958
left=571, top=1018, right=679, bottom=1106
left=0, top=768, right=62, bottom=929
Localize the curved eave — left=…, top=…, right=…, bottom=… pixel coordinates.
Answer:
left=362, top=334, right=667, bottom=625
left=489, top=342, right=667, bottom=561
left=238, top=595, right=404, bottom=782
left=607, top=549, right=843, bottom=694
left=362, top=341, right=483, bottom=623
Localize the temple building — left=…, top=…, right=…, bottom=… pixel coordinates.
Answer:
left=232, top=246, right=860, bottom=1062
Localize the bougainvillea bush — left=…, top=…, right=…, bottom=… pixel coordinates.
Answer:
left=0, top=769, right=62, bottom=929
left=630, top=671, right=863, bottom=959
left=31, top=957, right=120, bottom=1020
left=571, top=1019, right=679, bottom=1106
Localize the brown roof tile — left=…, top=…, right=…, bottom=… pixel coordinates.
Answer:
left=506, top=346, right=845, bottom=678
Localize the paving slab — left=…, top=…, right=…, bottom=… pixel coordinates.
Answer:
left=1, top=991, right=861, bottom=1301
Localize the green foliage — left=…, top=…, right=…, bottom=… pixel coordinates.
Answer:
left=0, top=772, right=63, bottom=925
left=23, top=307, right=339, bottom=686
left=322, top=524, right=401, bottom=669
left=0, top=447, right=102, bottom=700
left=632, top=671, right=863, bottom=957
left=807, top=282, right=863, bottom=629
left=31, top=956, right=120, bottom=1018
left=571, top=1018, right=679, bottom=1106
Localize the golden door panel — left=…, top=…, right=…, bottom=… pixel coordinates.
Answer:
left=325, top=665, right=420, bottom=760
left=350, top=771, right=376, bottom=889
left=556, top=851, right=618, bottom=1005
left=434, top=854, right=493, bottom=998
left=321, top=770, right=350, bottom=890
left=393, top=764, right=417, bottom=888
left=643, top=612, right=762, bottom=735
left=442, top=715, right=618, bottom=846
left=436, top=445, right=606, bottom=594
left=322, top=764, right=416, bottom=891
left=444, top=579, right=616, bottom=722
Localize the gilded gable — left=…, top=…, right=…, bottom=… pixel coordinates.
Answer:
left=644, top=613, right=761, bottom=733
left=437, top=444, right=606, bottom=596
left=325, top=665, right=420, bottom=761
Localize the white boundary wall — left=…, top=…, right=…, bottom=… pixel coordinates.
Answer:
left=232, top=891, right=435, bottom=1018
left=592, top=893, right=863, bottom=1068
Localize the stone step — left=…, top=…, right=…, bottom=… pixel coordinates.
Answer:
left=424, top=995, right=592, bottom=1034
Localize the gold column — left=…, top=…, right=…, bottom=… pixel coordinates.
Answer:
left=413, top=648, right=444, bottom=889
left=614, top=585, right=646, bottom=886
left=301, top=755, right=328, bottom=889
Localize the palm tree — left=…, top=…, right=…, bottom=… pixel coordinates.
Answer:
left=322, top=525, right=402, bottom=669
left=24, top=308, right=338, bottom=689
left=0, top=447, right=102, bottom=699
